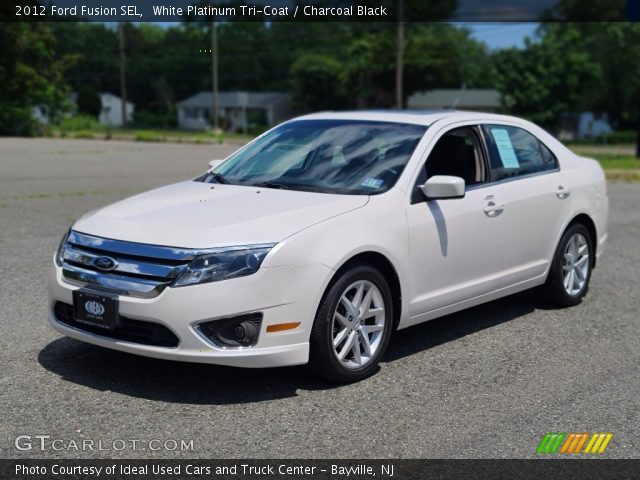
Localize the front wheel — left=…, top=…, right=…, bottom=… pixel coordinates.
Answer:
left=541, top=223, right=594, bottom=307
left=309, top=265, right=394, bottom=383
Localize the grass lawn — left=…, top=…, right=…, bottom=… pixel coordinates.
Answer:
left=46, top=121, right=254, bottom=145
left=584, top=153, right=640, bottom=170
left=569, top=147, right=640, bottom=180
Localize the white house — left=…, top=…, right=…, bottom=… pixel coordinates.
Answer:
left=32, top=92, right=134, bottom=128
left=31, top=105, right=52, bottom=125
left=577, top=112, right=612, bottom=139
left=560, top=112, right=613, bottom=140
left=98, top=92, right=134, bottom=127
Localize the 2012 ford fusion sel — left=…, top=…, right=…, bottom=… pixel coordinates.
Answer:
left=48, top=111, right=608, bottom=382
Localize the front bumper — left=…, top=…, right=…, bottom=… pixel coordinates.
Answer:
left=48, top=261, right=333, bottom=368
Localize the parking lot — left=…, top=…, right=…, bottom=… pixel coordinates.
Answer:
left=1, top=138, right=639, bottom=459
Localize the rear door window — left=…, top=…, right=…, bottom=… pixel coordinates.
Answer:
left=481, top=125, right=558, bottom=181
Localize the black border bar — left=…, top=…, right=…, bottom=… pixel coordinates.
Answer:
left=3, top=459, right=640, bottom=480
left=3, top=0, right=637, bottom=23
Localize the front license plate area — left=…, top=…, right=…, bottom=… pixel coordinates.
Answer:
left=73, top=290, right=119, bottom=330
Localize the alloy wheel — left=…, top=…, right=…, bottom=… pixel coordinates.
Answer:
left=562, top=233, right=590, bottom=296
left=331, top=280, right=386, bottom=370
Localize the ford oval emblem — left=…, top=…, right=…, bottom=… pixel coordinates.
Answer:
left=94, top=256, right=118, bottom=271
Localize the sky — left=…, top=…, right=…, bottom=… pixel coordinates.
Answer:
left=465, top=23, right=538, bottom=49
left=148, top=21, right=539, bottom=50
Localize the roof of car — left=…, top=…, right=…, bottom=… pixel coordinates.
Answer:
left=294, top=110, right=524, bottom=127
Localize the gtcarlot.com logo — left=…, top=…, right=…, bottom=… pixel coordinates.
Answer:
left=15, top=435, right=194, bottom=452
left=536, top=432, right=613, bottom=455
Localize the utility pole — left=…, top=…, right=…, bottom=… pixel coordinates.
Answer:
left=118, top=23, right=128, bottom=127
left=211, top=19, right=219, bottom=131
left=395, top=0, right=405, bottom=110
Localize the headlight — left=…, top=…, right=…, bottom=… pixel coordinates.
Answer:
left=173, top=244, right=275, bottom=287
left=55, top=229, right=70, bottom=266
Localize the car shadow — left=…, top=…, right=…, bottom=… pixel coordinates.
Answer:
left=38, top=338, right=326, bottom=405
left=384, top=289, right=539, bottom=362
left=38, top=290, right=542, bottom=405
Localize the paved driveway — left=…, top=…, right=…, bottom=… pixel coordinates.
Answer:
left=1, top=138, right=638, bottom=458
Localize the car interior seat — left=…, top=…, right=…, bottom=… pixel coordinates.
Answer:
left=427, top=135, right=476, bottom=185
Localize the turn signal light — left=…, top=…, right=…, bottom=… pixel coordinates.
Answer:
left=266, top=322, right=301, bottom=333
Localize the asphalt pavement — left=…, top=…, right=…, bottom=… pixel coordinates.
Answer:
left=1, top=138, right=638, bottom=459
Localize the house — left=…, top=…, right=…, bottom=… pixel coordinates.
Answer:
left=98, top=92, right=134, bottom=127
left=578, top=112, right=612, bottom=139
left=407, top=89, right=502, bottom=112
left=560, top=112, right=613, bottom=140
left=31, top=92, right=134, bottom=128
left=31, top=105, right=52, bottom=125
left=177, top=91, right=292, bottom=131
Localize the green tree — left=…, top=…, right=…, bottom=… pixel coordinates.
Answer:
left=498, top=23, right=640, bottom=156
left=404, top=24, right=495, bottom=94
left=77, top=87, right=101, bottom=118
left=558, top=23, right=640, bottom=157
left=0, top=23, right=70, bottom=135
left=290, top=54, right=348, bottom=111
left=493, top=28, right=600, bottom=131
left=48, top=23, right=119, bottom=96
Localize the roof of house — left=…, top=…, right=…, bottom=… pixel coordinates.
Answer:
left=407, top=89, right=501, bottom=109
left=99, top=92, right=134, bottom=107
left=178, top=91, right=291, bottom=109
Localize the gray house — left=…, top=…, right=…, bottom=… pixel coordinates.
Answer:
left=407, top=89, right=501, bottom=112
left=177, top=91, right=292, bottom=131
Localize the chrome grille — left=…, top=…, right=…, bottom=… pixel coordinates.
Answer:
left=61, top=231, right=213, bottom=298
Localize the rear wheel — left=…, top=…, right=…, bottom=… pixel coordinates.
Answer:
left=309, top=265, right=394, bottom=383
left=542, top=223, right=593, bottom=307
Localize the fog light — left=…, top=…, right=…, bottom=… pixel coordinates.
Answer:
left=196, top=313, right=262, bottom=348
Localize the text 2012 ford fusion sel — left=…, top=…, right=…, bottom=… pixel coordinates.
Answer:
left=48, top=111, right=608, bottom=382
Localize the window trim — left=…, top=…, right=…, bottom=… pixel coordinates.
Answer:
left=480, top=123, right=560, bottom=184
left=410, top=125, right=491, bottom=204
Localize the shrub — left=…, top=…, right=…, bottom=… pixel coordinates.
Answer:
left=73, top=130, right=96, bottom=139
left=76, top=88, right=102, bottom=118
left=593, top=130, right=636, bottom=144
left=57, top=115, right=104, bottom=133
left=134, top=131, right=165, bottom=142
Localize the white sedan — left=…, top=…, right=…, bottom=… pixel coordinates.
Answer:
left=48, top=111, right=608, bottom=382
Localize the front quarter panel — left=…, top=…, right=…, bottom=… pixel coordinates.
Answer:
left=264, top=189, right=411, bottom=323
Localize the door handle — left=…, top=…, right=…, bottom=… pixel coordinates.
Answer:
left=556, top=185, right=571, bottom=199
left=483, top=200, right=504, bottom=217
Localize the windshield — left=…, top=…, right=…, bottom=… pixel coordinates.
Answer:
left=199, top=119, right=427, bottom=195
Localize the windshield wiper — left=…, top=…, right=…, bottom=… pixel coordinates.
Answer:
left=209, top=172, right=228, bottom=184
left=253, top=181, right=292, bottom=190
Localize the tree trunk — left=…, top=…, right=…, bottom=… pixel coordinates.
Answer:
left=636, top=121, right=640, bottom=158
left=211, top=19, right=219, bottom=131
left=118, top=23, right=127, bottom=128
left=395, top=0, right=405, bottom=110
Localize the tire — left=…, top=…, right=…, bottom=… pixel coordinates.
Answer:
left=541, top=223, right=594, bottom=307
left=309, top=264, right=394, bottom=383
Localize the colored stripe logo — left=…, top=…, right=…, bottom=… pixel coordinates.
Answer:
left=537, top=433, right=613, bottom=454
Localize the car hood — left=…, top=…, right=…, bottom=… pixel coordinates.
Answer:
left=73, top=181, right=369, bottom=248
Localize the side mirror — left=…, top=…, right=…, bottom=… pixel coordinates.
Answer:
left=420, top=175, right=465, bottom=200
left=208, top=159, right=224, bottom=170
